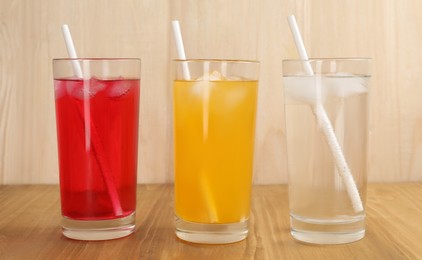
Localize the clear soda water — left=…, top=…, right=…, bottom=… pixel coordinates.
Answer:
left=283, top=75, right=369, bottom=244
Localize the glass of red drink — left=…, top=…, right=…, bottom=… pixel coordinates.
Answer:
left=52, top=58, right=140, bottom=240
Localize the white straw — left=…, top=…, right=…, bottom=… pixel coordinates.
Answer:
left=61, top=24, right=83, bottom=78
left=171, top=20, right=219, bottom=222
left=60, top=24, right=123, bottom=216
left=287, top=15, right=363, bottom=212
left=171, top=20, right=191, bottom=80
left=287, top=16, right=313, bottom=75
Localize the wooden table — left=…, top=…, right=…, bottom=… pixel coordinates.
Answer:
left=0, top=183, right=421, bottom=259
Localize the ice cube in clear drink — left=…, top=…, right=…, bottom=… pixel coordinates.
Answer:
left=325, top=73, right=368, bottom=98
left=283, top=76, right=317, bottom=104
left=284, top=73, right=368, bottom=105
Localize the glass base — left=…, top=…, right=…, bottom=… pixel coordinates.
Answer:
left=175, top=217, right=248, bottom=244
left=62, top=212, right=135, bottom=241
left=290, top=214, right=365, bottom=244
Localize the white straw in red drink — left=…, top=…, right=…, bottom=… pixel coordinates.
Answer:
left=60, top=24, right=123, bottom=216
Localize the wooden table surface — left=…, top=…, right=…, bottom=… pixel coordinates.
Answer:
left=0, top=183, right=421, bottom=259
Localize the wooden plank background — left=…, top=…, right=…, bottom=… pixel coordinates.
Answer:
left=1, top=0, right=421, bottom=184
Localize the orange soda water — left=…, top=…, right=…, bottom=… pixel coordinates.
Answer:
left=173, top=79, right=258, bottom=224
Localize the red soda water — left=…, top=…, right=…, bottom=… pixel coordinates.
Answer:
left=54, top=77, right=139, bottom=220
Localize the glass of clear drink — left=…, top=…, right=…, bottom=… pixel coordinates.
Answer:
left=282, top=58, right=370, bottom=244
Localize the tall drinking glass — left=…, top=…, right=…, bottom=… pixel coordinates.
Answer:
left=53, top=58, right=141, bottom=240
left=173, top=60, right=259, bottom=244
left=283, top=58, right=370, bottom=244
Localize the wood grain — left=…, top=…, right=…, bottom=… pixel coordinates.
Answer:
left=1, top=0, right=422, bottom=184
left=0, top=183, right=421, bottom=259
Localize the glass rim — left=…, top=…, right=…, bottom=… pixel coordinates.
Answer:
left=53, top=58, right=141, bottom=62
left=173, top=59, right=259, bottom=64
left=282, top=57, right=371, bottom=62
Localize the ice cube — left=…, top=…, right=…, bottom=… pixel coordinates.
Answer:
left=325, top=73, right=368, bottom=97
left=208, top=70, right=223, bottom=80
left=197, top=70, right=223, bottom=81
left=68, top=78, right=105, bottom=100
left=190, top=71, right=222, bottom=96
left=108, top=80, right=131, bottom=98
left=65, top=80, right=82, bottom=97
left=190, top=81, right=209, bottom=97
left=54, top=80, right=67, bottom=99
left=283, top=76, right=317, bottom=103
left=283, top=73, right=368, bottom=104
